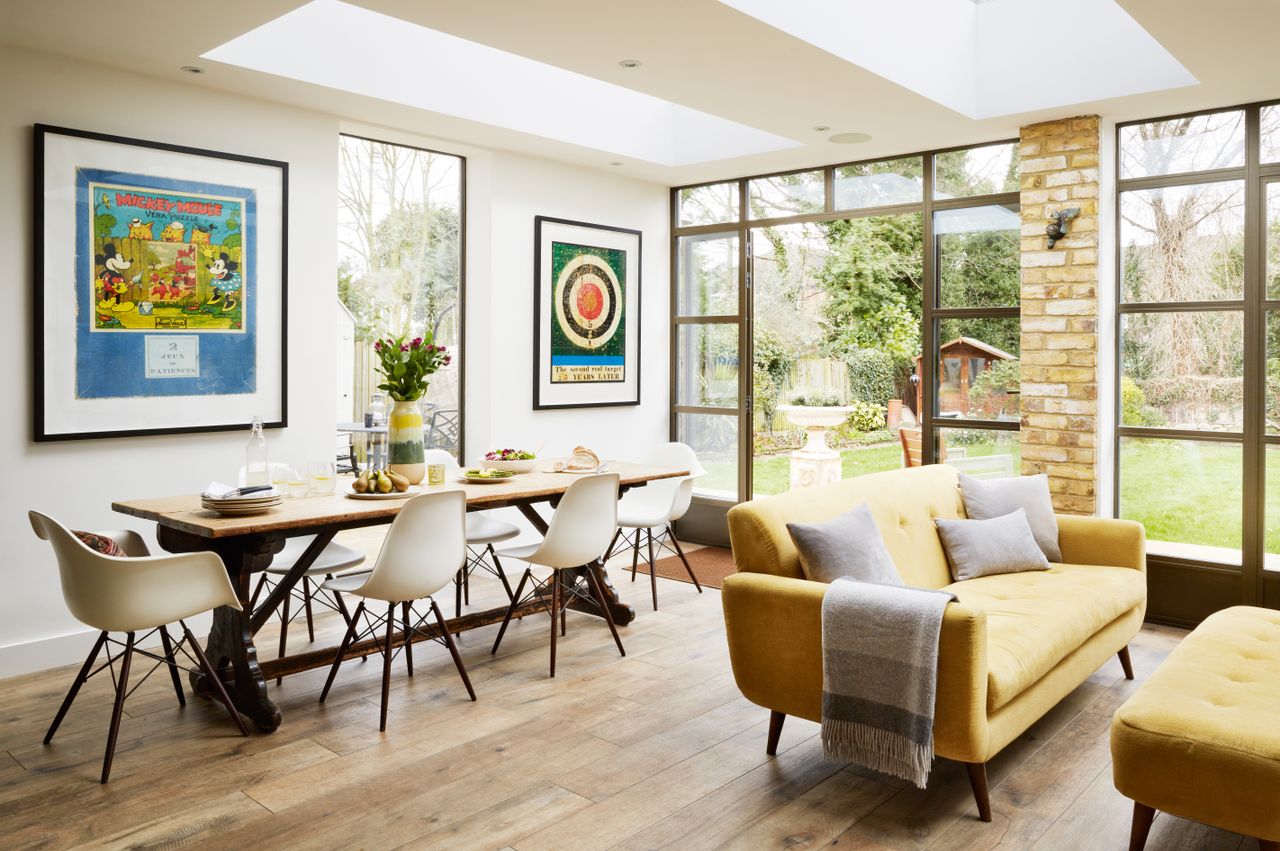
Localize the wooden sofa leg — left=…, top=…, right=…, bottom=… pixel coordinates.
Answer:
left=1118, top=646, right=1135, bottom=680
left=965, top=762, right=992, bottom=822
left=766, top=711, right=785, bottom=756
left=1128, top=801, right=1155, bottom=851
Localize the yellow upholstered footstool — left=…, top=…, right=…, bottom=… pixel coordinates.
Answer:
left=1111, top=606, right=1280, bottom=851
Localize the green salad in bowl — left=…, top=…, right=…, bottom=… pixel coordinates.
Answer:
left=482, top=448, right=538, bottom=473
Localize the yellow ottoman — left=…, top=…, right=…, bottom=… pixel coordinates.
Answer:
left=1111, top=606, right=1280, bottom=851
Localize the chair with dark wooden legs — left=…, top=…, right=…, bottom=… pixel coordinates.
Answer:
left=29, top=512, right=249, bottom=783
left=247, top=535, right=367, bottom=684
left=422, top=450, right=520, bottom=617
left=491, top=473, right=625, bottom=677
left=317, top=490, right=475, bottom=731
left=604, top=442, right=706, bottom=610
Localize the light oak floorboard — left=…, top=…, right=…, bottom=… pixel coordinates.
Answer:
left=0, top=544, right=1244, bottom=851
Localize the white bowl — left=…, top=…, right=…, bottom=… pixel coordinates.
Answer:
left=481, top=458, right=537, bottom=474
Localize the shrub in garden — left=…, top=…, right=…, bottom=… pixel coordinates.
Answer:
left=1121, top=376, right=1167, bottom=428
left=845, top=348, right=897, bottom=405
left=844, top=400, right=887, bottom=432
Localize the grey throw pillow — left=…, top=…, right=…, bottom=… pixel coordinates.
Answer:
left=958, top=473, right=1062, bottom=562
left=934, top=509, right=1051, bottom=582
left=787, top=503, right=903, bottom=586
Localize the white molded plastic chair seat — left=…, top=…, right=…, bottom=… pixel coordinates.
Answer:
left=606, top=442, right=706, bottom=610
left=322, top=571, right=376, bottom=594
left=29, top=511, right=249, bottom=783
left=491, top=473, right=625, bottom=677
left=466, top=513, right=521, bottom=545
left=249, top=534, right=368, bottom=684
left=266, top=536, right=366, bottom=576
left=422, top=449, right=520, bottom=616
left=318, top=490, right=475, bottom=731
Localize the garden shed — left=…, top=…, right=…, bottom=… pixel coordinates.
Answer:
left=915, top=337, right=1016, bottom=417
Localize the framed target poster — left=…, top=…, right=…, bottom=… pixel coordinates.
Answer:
left=533, top=216, right=641, bottom=409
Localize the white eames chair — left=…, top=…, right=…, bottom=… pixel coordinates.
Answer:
left=490, top=473, right=625, bottom=677
left=318, top=490, right=475, bottom=731
left=239, top=464, right=366, bottom=675
left=423, top=449, right=520, bottom=615
left=30, top=512, right=249, bottom=783
left=604, top=442, right=706, bottom=610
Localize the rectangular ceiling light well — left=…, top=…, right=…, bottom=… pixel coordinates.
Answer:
left=718, top=0, right=1196, bottom=119
left=203, top=0, right=800, bottom=167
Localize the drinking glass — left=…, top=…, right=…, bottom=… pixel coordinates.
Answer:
left=285, top=465, right=310, bottom=498
left=270, top=464, right=294, bottom=493
left=309, top=460, right=336, bottom=495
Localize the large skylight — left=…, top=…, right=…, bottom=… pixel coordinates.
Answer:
left=203, top=0, right=800, bottom=167
left=718, top=0, right=1197, bottom=119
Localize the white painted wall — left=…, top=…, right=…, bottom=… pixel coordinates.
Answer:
left=1, top=48, right=669, bottom=678
left=471, top=150, right=670, bottom=462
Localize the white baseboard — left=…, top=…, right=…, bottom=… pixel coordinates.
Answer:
left=0, top=612, right=213, bottom=681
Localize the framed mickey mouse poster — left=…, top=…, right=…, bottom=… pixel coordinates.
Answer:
left=532, top=216, right=641, bottom=409
left=33, top=124, right=287, bottom=441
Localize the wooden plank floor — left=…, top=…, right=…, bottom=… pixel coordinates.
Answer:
left=0, top=530, right=1244, bottom=850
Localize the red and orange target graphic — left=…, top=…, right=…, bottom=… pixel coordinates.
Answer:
left=553, top=253, right=623, bottom=350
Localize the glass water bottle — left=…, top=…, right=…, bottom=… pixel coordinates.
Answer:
left=245, top=416, right=270, bottom=486
left=366, top=394, right=388, bottom=470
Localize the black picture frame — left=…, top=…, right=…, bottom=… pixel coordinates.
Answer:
left=33, top=124, right=289, bottom=441
left=533, top=215, right=642, bottom=410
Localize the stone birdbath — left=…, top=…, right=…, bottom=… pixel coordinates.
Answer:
left=778, top=404, right=855, bottom=490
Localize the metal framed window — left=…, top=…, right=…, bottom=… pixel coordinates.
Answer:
left=671, top=141, right=1021, bottom=508
left=1113, top=100, right=1280, bottom=609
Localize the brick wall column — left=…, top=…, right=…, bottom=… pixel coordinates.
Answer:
left=1018, top=116, right=1100, bottom=515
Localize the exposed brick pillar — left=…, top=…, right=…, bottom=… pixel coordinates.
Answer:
left=1018, top=116, right=1100, bottom=515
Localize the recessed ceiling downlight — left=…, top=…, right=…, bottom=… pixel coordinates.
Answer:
left=618, top=59, right=642, bottom=69
left=829, top=132, right=871, bottom=144
left=179, top=65, right=205, bottom=74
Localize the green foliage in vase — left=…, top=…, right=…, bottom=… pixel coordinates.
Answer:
left=373, top=332, right=450, bottom=401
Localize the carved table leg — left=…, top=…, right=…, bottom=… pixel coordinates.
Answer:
left=157, top=526, right=285, bottom=733
left=514, top=502, right=636, bottom=627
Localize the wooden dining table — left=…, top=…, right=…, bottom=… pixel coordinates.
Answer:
left=112, top=462, right=686, bottom=733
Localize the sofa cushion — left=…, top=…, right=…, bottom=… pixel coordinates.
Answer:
left=944, top=563, right=1147, bottom=711
left=958, top=473, right=1062, bottom=562
left=934, top=509, right=1050, bottom=581
left=787, top=503, right=903, bottom=585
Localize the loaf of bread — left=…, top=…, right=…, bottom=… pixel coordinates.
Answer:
left=565, top=446, right=600, bottom=470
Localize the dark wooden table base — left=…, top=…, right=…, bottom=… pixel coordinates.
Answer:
left=159, top=498, right=636, bottom=733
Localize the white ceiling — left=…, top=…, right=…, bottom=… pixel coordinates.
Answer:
left=5, top=0, right=1279, bottom=186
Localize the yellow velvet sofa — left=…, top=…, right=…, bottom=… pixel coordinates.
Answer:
left=722, top=464, right=1147, bottom=821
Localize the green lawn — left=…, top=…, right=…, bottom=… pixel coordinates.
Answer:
left=699, top=438, right=1280, bottom=556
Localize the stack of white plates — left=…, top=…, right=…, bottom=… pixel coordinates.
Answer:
left=201, top=492, right=284, bottom=516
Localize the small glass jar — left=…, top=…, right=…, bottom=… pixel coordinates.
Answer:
left=427, top=463, right=446, bottom=485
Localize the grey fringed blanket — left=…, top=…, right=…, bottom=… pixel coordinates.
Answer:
left=821, top=577, right=955, bottom=788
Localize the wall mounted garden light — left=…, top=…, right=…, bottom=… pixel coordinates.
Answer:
left=1045, top=207, right=1080, bottom=248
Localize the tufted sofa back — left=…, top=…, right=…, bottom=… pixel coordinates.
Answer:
left=726, top=464, right=965, bottom=590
